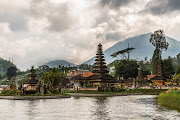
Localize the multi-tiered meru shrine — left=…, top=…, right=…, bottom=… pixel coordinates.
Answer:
left=150, top=59, right=166, bottom=85
left=23, top=66, right=39, bottom=93
left=71, top=43, right=115, bottom=88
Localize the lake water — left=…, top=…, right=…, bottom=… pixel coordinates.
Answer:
left=0, top=95, right=179, bottom=120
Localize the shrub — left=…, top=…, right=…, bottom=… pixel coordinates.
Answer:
left=159, top=91, right=180, bottom=109
left=47, top=91, right=52, bottom=94
left=138, top=89, right=168, bottom=95
left=35, top=92, right=40, bottom=96
left=87, top=83, right=93, bottom=87
left=168, top=89, right=180, bottom=94
left=1, top=90, right=17, bottom=95
left=113, top=87, right=126, bottom=92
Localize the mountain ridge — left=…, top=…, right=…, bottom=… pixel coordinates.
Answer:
left=83, top=33, right=180, bottom=65
left=44, top=60, right=76, bottom=68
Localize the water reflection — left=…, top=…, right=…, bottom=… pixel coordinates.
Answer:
left=0, top=95, right=179, bottom=120
left=93, top=97, right=110, bottom=120
left=25, top=100, right=39, bottom=119
left=133, top=96, right=180, bottom=120
left=73, top=96, right=81, bottom=99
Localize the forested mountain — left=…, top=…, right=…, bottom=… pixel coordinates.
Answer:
left=83, top=33, right=180, bottom=65
left=44, top=60, right=76, bottom=68
left=0, top=58, right=16, bottom=75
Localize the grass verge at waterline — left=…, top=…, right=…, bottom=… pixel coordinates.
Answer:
left=0, top=95, right=71, bottom=100
left=159, top=90, right=180, bottom=109
left=65, top=89, right=168, bottom=95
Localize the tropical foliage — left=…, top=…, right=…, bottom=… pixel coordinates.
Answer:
left=151, top=48, right=161, bottom=74
left=6, top=66, right=17, bottom=80
left=150, top=30, right=169, bottom=75
left=163, top=58, right=175, bottom=76
left=41, top=68, right=65, bottom=90
left=159, top=89, right=180, bottom=109
left=0, top=58, right=16, bottom=72
left=172, top=73, right=180, bottom=84
left=114, top=60, right=138, bottom=79
left=111, top=47, right=135, bottom=59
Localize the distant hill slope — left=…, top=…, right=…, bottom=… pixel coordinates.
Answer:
left=83, top=33, right=180, bottom=65
left=45, top=60, right=76, bottom=68
left=0, top=58, right=16, bottom=74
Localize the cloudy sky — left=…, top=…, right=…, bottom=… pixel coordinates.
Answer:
left=1, top=0, right=180, bottom=70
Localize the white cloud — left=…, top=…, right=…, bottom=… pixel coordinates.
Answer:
left=0, top=0, right=180, bottom=70
left=0, top=23, right=13, bottom=36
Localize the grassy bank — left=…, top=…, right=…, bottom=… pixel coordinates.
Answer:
left=0, top=89, right=168, bottom=96
left=138, top=89, right=168, bottom=95
left=65, top=89, right=140, bottom=94
left=0, top=90, right=68, bottom=96
left=159, top=90, right=180, bottom=109
left=65, top=89, right=168, bottom=95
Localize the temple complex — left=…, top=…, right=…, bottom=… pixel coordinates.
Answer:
left=71, top=43, right=115, bottom=88
left=23, top=66, right=39, bottom=94
left=67, top=69, right=89, bottom=80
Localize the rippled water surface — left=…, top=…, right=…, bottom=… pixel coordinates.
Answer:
left=0, top=95, right=179, bottom=120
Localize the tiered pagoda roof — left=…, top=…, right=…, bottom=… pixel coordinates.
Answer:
left=157, top=59, right=163, bottom=76
left=24, top=66, right=38, bottom=84
left=92, top=43, right=108, bottom=75
left=150, top=59, right=167, bottom=82
left=71, top=43, right=115, bottom=83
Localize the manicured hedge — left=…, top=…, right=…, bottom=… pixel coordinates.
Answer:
left=159, top=91, right=180, bottom=109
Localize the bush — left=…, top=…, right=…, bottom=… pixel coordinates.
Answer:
left=168, top=89, right=180, bottom=94
left=87, top=83, right=93, bottom=87
left=113, top=87, right=126, bottom=92
left=35, top=92, right=40, bottom=96
left=138, top=89, right=168, bottom=95
left=1, top=90, right=17, bottom=95
left=159, top=91, right=180, bottom=109
left=47, top=91, right=52, bottom=94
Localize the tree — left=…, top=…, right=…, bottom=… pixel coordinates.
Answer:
left=111, top=43, right=135, bottom=60
left=150, top=30, right=169, bottom=75
left=151, top=48, right=160, bottom=74
left=114, top=60, right=138, bottom=79
left=142, top=69, right=151, bottom=77
left=176, top=65, right=180, bottom=74
left=38, top=65, right=50, bottom=72
left=163, top=58, right=175, bottom=77
left=172, top=73, right=180, bottom=84
left=177, top=53, right=180, bottom=65
left=6, top=66, right=17, bottom=80
left=41, top=68, right=65, bottom=90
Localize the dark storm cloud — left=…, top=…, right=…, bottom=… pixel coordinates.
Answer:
left=146, top=0, right=180, bottom=15
left=100, top=0, right=132, bottom=9
left=30, top=0, right=77, bottom=32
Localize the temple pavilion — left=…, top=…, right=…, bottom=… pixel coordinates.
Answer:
left=23, top=66, right=39, bottom=94
left=71, top=43, right=115, bottom=88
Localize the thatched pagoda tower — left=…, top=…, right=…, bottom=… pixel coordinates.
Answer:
left=93, top=43, right=108, bottom=75
left=150, top=59, right=166, bottom=85
left=71, top=43, right=115, bottom=89
left=23, top=66, right=39, bottom=94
